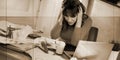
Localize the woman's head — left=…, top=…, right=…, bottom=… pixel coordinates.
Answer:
left=62, top=0, right=81, bottom=25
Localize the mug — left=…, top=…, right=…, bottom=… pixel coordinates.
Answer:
left=56, top=40, right=65, bottom=54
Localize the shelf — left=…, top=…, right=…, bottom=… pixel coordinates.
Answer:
left=101, top=0, right=120, bottom=8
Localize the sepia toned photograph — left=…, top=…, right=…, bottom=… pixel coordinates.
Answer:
left=0, top=0, right=120, bottom=60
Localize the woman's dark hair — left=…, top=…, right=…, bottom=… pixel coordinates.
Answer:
left=61, top=0, right=88, bottom=29
left=61, top=0, right=81, bottom=31
left=62, top=0, right=81, bottom=17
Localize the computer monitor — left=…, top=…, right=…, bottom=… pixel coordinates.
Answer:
left=73, top=41, right=113, bottom=60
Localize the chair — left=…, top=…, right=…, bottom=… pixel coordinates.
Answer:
left=87, top=27, right=98, bottom=42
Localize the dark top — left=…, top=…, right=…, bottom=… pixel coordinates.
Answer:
left=60, top=25, right=75, bottom=44
left=51, top=17, right=92, bottom=46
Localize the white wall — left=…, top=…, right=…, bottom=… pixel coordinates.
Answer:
left=114, top=19, right=120, bottom=43
left=89, top=0, right=120, bottom=17
left=91, top=17, right=120, bottom=43
left=0, top=0, right=40, bottom=16
left=36, top=0, right=63, bottom=37
left=88, top=0, right=120, bottom=43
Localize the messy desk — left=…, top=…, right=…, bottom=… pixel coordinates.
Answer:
left=0, top=21, right=115, bottom=60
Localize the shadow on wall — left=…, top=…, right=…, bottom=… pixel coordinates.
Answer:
left=91, top=17, right=120, bottom=43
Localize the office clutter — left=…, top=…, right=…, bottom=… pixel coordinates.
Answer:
left=34, top=37, right=66, bottom=54
left=12, top=25, right=33, bottom=42
left=0, top=21, right=118, bottom=60
left=0, top=21, right=66, bottom=54
left=28, top=30, right=42, bottom=39
left=0, top=21, right=43, bottom=43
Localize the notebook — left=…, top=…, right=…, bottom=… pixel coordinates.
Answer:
left=73, top=41, right=114, bottom=60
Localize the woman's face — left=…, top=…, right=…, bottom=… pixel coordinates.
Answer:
left=64, top=11, right=77, bottom=25
left=64, top=16, right=77, bottom=25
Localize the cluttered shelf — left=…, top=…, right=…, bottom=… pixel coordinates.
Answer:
left=101, top=0, right=120, bottom=8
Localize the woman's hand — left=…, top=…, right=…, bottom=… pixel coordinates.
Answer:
left=57, top=8, right=63, bottom=25
left=75, top=12, right=82, bottom=28
left=57, top=13, right=63, bottom=25
left=56, top=37, right=65, bottom=42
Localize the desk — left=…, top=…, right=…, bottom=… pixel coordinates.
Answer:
left=0, top=36, right=69, bottom=60
left=12, top=43, right=68, bottom=60
left=11, top=43, right=68, bottom=60
left=27, top=47, right=66, bottom=60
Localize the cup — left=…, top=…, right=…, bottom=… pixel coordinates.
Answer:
left=56, top=40, right=65, bottom=54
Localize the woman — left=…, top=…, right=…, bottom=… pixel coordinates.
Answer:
left=51, top=0, right=92, bottom=46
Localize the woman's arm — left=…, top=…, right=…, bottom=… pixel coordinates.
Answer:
left=50, top=22, right=62, bottom=39
left=51, top=8, right=63, bottom=39
left=71, top=17, right=92, bottom=46
left=57, top=8, right=63, bottom=25
left=80, top=18, right=92, bottom=40
left=75, top=11, right=82, bottom=28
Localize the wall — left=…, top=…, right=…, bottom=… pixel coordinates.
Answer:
left=0, top=0, right=40, bottom=29
left=0, top=0, right=40, bottom=16
left=88, top=0, right=120, bottom=43
left=36, top=0, right=63, bottom=37
left=89, top=0, right=120, bottom=17
left=91, top=17, right=120, bottom=43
